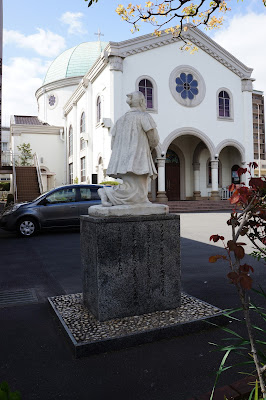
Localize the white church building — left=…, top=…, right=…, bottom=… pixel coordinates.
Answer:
left=10, top=26, right=255, bottom=202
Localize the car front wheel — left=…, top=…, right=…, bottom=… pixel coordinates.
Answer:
left=17, top=218, right=38, bottom=237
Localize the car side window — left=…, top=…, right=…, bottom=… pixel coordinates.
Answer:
left=46, top=188, right=76, bottom=204
left=80, top=188, right=91, bottom=201
left=91, top=189, right=100, bottom=200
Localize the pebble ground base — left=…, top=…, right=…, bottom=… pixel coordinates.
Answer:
left=48, top=293, right=227, bottom=358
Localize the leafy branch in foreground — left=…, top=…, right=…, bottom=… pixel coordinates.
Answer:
left=209, top=162, right=266, bottom=399
left=0, top=381, right=21, bottom=400
left=85, top=0, right=266, bottom=49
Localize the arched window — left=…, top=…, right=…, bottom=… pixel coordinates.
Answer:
left=80, top=112, right=85, bottom=133
left=80, top=112, right=86, bottom=150
left=138, top=79, right=153, bottom=109
left=69, top=125, right=73, bottom=157
left=218, top=91, right=230, bottom=117
left=96, top=96, right=101, bottom=123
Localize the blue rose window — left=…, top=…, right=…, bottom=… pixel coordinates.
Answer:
left=49, top=95, right=56, bottom=106
left=175, top=73, right=198, bottom=100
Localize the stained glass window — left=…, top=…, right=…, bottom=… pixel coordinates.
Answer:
left=219, top=91, right=230, bottom=117
left=48, top=95, right=56, bottom=107
left=166, top=149, right=179, bottom=164
left=139, top=79, right=153, bottom=109
left=175, top=73, right=198, bottom=100
left=231, top=164, right=240, bottom=184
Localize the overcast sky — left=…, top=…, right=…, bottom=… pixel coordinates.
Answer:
left=2, top=0, right=266, bottom=126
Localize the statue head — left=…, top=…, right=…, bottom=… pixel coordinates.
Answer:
left=126, top=91, right=146, bottom=111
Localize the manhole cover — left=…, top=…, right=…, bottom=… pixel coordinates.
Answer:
left=0, top=289, right=38, bottom=308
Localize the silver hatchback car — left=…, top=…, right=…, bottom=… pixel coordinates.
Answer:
left=0, top=184, right=102, bottom=237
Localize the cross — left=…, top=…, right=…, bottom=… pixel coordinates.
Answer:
left=95, top=28, right=104, bottom=42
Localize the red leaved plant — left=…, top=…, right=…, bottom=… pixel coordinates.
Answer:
left=209, top=163, right=266, bottom=398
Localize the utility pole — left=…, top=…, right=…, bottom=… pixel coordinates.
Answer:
left=0, top=0, right=2, bottom=169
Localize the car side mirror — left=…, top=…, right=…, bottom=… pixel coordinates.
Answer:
left=40, top=198, right=48, bottom=205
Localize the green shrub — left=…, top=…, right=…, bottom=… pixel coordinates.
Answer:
left=0, top=381, right=21, bottom=400
left=17, top=143, right=33, bottom=166
left=0, top=182, right=10, bottom=191
left=100, top=181, right=119, bottom=185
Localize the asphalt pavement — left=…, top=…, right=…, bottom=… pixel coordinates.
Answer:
left=1, top=213, right=266, bottom=400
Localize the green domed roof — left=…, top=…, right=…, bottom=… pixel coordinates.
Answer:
left=43, top=41, right=108, bottom=85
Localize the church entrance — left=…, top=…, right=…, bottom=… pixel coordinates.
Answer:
left=165, top=149, right=180, bottom=201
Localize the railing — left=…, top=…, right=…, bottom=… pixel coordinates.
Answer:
left=3, top=151, right=44, bottom=201
left=1, top=151, right=35, bottom=167
left=1, top=150, right=12, bottom=166
left=33, top=153, right=44, bottom=194
left=220, top=187, right=233, bottom=200
left=13, top=153, right=34, bottom=167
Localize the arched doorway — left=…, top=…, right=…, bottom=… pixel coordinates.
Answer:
left=165, top=149, right=180, bottom=200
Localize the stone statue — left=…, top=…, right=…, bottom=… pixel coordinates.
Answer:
left=98, top=91, right=159, bottom=207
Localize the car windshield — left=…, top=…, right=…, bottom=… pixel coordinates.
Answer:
left=33, top=191, right=49, bottom=202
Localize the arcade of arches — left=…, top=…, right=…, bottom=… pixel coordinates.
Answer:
left=152, top=134, right=244, bottom=202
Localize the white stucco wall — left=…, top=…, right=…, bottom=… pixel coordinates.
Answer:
left=65, top=66, right=112, bottom=184
left=11, top=131, right=65, bottom=188
left=120, top=41, right=253, bottom=162
left=37, top=84, right=79, bottom=126
left=91, top=66, right=112, bottom=181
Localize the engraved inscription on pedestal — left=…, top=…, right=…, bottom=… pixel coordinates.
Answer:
left=81, top=214, right=181, bottom=322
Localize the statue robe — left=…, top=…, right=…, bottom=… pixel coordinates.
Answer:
left=106, top=110, right=158, bottom=180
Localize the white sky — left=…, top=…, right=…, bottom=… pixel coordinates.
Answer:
left=2, top=0, right=266, bottom=126
left=213, top=12, right=266, bottom=94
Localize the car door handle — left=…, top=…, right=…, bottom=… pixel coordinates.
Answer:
left=70, top=206, right=76, bottom=208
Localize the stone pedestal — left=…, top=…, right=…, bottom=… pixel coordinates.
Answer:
left=210, top=190, right=220, bottom=201
left=156, top=191, right=168, bottom=203
left=193, top=191, right=202, bottom=201
left=81, top=214, right=181, bottom=322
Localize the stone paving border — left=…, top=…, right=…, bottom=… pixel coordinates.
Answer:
left=187, top=375, right=256, bottom=399
left=48, top=292, right=228, bottom=358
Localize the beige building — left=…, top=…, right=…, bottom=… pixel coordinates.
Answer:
left=252, top=90, right=266, bottom=176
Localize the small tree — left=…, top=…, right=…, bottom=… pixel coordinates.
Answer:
left=17, top=143, right=33, bottom=166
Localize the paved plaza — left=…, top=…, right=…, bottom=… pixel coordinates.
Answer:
left=1, top=212, right=266, bottom=399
